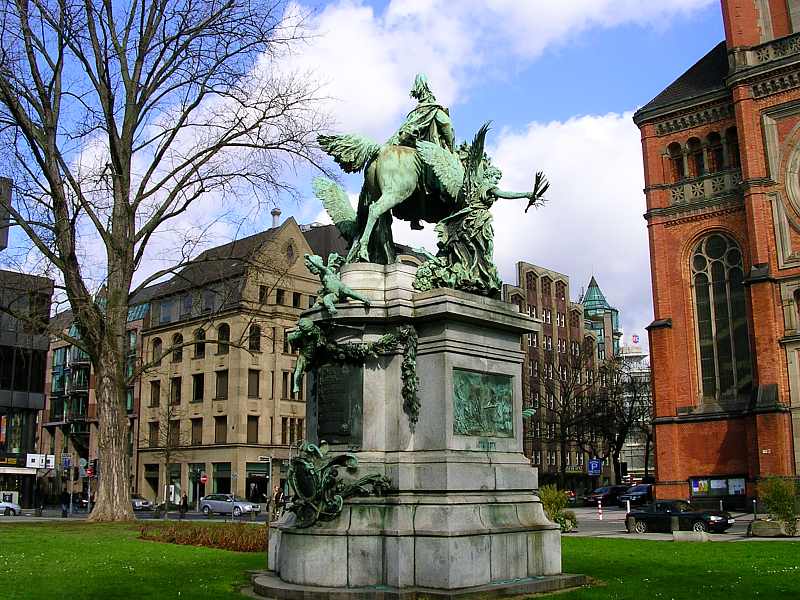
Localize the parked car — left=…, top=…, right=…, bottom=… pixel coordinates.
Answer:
left=0, top=500, right=21, bottom=516
left=583, top=485, right=630, bottom=507
left=564, top=490, right=577, bottom=505
left=131, top=494, right=153, bottom=511
left=618, top=483, right=653, bottom=507
left=199, top=494, right=261, bottom=517
left=626, top=500, right=734, bottom=533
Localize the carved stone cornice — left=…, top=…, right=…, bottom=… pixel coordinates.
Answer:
left=751, top=67, right=800, bottom=98
left=749, top=32, right=800, bottom=66
left=653, top=103, right=733, bottom=135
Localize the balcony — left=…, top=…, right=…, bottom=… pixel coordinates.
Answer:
left=667, top=169, right=741, bottom=206
left=68, top=368, right=90, bottom=393
left=65, top=398, right=96, bottom=422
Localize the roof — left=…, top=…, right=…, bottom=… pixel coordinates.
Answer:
left=635, top=41, right=729, bottom=122
left=582, top=276, right=612, bottom=314
left=150, top=226, right=283, bottom=298
left=49, top=309, right=74, bottom=332
left=302, top=224, right=349, bottom=258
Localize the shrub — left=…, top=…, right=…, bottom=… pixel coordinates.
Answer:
left=538, top=485, right=576, bottom=532
left=758, top=477, right=798, bottom=536
left=139, top=522, right=267, bottom=552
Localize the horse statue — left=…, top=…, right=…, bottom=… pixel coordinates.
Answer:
left=314, top=74, right=460, bottom=264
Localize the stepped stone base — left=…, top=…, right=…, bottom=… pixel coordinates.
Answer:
left=250, top=571, right=588, bottom=600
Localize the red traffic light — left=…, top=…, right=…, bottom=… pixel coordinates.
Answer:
left=86, top=467, right=95, bottom=478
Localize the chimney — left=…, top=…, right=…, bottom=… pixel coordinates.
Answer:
left=271, top=207, right=282, bottom=228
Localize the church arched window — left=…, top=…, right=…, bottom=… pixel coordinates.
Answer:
left=691, top=234, right=752, bottom=400
left=668, top=142, right=684, bottom=182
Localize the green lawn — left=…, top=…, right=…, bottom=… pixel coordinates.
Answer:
left=560, top=537, right=800, bottom=599
left=0, top=522, right=264, bottom=600
left=1, top=524, right=799, bottom=600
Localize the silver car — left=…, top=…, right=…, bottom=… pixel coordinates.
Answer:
left=131, top=494, right=153, bottom=511
left=199, top=493, right=260, bottom=517
left=0, top=500, right=21, bottom=516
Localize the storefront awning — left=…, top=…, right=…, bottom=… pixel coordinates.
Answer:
left=0, top=467, right=37, bottom=475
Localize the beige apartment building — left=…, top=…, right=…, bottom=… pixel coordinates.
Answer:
left=135, top=218, right=344, bottom=505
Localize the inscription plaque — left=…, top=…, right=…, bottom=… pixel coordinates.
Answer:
left=453, top=368, right=513, bottom=438
left=313, top=364, right=363, bottom=446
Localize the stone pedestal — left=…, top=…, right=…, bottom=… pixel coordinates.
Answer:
left=259, top=263, right=583, bottom=599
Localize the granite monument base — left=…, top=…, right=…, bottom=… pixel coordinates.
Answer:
left=256, top=264, right=581, bottom=598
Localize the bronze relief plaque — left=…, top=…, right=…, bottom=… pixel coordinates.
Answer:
left=453, top=368, right=513, bottom=437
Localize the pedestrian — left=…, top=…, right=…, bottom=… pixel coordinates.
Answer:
left=60, top=489, right=69, bottom=518
left=180, top=492, right=188, bottom=520
left=273, top=485, right=284, bottom=519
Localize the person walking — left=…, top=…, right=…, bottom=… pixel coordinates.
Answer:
left=180, top=492, right=188, bottom=520
left=273, top=485, right=284, bottom=519
left=60, top=489, right=70, bottom=518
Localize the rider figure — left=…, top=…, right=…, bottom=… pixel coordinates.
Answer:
left=389, top=74, right=456, bottom=229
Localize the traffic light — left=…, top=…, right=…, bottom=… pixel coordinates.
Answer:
left=90, top=459, right=99, bottom=478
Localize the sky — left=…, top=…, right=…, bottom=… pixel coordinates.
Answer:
left=280, top=0, right=726, bottom=350
left=2, top=0, right=727, bottom=347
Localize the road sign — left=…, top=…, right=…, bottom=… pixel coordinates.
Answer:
left=200, top=473, right=208, bottom=485
left=79, top=458, right=88, bottom=468
left=25, top=453, right=45, bottom=468
left=258, top=456, right=271, bottom=462
left=45, top=455, right=55, bottom=469
left=61, top=453, right=72, bottom=469
left=588, top=459, right=603, bottom=476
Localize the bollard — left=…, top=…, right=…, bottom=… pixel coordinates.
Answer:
left=597, top=499, right=603, bottom=521
left=719, top=499, right=724, bottom=511
left=626, top=499, right=631, bottom=513
left=752, top=498, right=758, bottom=520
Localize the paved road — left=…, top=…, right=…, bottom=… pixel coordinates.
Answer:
left=0, top=508, right=274, bottom=523
left=566, top=505, right=779, bottom=541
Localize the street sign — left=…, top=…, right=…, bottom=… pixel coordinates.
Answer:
left=258, top=456, right=271, bottom=462
left=61, top=453, right=72, bottom=468
left=588, top=459, right=603, bottom=476
left=200, top=473, right=208, bottom=485
left=25, top=453, right=45, bottom=468
left=45, top=455, right=55, bottom=469
left=79, top=458, right=88, bottom=468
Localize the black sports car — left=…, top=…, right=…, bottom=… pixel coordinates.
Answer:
left=617, top=483, right=653, bottom=507
left=626, top=500, right=735, bottom=533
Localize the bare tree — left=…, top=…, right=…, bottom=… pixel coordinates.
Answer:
left=593, top=355, right=653, bottom=484
left=0, top=0, right=325, bottom=520
left=533, top=341, right=598, bottom=489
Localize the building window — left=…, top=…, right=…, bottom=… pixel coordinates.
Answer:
left=281, top=371, right=290, bottom=399
left=149, top=380, right=161, bottom=407
left=171, top=333, right=183, bottom=363
left=544, top=309, right=551, bottom=324
left=293, top=292, right=302, bottom=308
left=555, top=281, right=566, bottom=301
left=691, top=233, right=752, bottom=399
left=168, top=420, right=180, bottom=447
left=248, top=369, right=260, bottom=398
left=160, top=299, right=175, bottom=324
left=148, top=422, right=159, bottom=447
left=152, top=338, right=163, bottom=366
left=687, top=137, right=704, bottom=177
left=181, top=293, right=192, bottom=317
left=533, top=450, right=541, bottom=465
left=249, top=325, right=261, bottom=352
left=531, top=332, right=538, bottom=349
left=214, top=415, right=227, bottom=444
left=247, top=415, right=258, bottom=444
left=283, top=329, right=291, bottom=353
left=259, top=285, right=268, bottom=304
left=194, top=329, right=206, bottom=358
left=726, top=127, right=740, bottom=170
left=707, top=132, right=723, bottom=173
left=217, top=323, right=230, bottom=355
left=276, top=289, right=285, bottom=305
left=170, top=376, right=182, bottom=405
left=202, top=289, right=216, bottom=313
left=281, top=417, right=288, bottom=445
left=215, top=370, right=229, bottom=400
left=667, top=141, right=684, bottom=182
left=192, top=373, right=204, bottom=403
left=191, top=418, right=202, bottom=445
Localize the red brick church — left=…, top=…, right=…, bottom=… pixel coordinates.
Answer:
left=634, top=0, right=800, bottom=506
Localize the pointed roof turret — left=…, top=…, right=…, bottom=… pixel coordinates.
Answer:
left=583, top=276, right=611, bottom=313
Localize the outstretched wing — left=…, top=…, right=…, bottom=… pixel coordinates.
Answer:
left=416, top=140, right=464, bottom=198
left=318, top=134, right=381, bottom=173
left=313, top=177, right=357, bottom=242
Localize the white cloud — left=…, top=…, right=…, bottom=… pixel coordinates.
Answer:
left=488, top=112, right=652, bottom=347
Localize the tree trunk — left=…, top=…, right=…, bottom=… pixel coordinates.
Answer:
left=643, top=434, right=652, bottom=479
left=87, top=345, right=134, bottom=522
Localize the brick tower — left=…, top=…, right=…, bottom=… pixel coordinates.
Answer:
left=634, top=0, right=800, bottom=506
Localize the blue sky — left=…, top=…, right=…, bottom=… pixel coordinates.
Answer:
left=279, top=0, right=726, bottom=349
